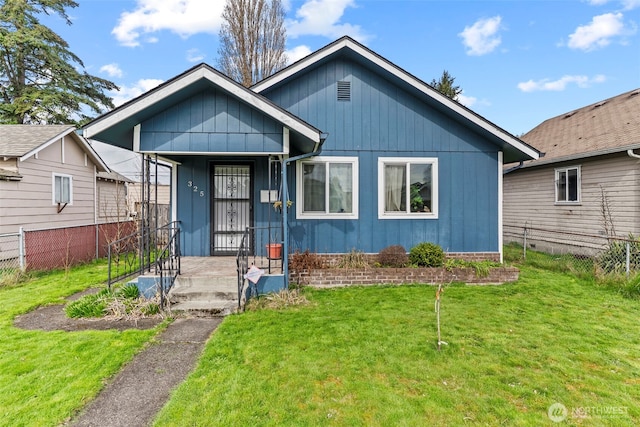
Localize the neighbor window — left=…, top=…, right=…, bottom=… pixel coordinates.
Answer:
left=53, top=173, right=72, bottom=204
left=555, top=166, right=580, bottom=203
left=296, top=157, right=358, bottom=219
left=378, top=157, right=438, bottom=219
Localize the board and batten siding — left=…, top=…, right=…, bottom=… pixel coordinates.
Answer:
left=140, top=89, right=284, bottom=154
left=0, top=136, right=96, bottom=234
left=503, top=153, right=640, bottom=240
left=260, top=56, right=501, bottom=254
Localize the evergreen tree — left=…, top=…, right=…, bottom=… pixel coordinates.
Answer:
left=0, top=0, right=117, bottom=124
left=430, top=70, right=462, bottom=101
left=217, top=0, right=287, bottom=87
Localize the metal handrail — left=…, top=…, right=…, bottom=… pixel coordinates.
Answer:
left=236, top=228, right=250, bottom=310
left=157, top=223, right=181, bottom=307
left=107, top=221, right=180, bottom=288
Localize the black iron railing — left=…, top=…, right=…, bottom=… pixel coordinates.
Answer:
left=107, top=221, right=181, bottom=288
left=156, top=222, right=181, bottom=307
left=236, top=225, right=283, bottom=309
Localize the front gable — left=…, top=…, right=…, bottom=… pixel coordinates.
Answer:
left=140, top=88, right=287, bottom=154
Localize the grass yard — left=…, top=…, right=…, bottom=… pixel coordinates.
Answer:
left=155, top=247, right=640, bottom=426
left=0, top=261, right=162, bottom=427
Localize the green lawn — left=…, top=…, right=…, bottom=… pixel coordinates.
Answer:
left=0, top=261, right=162, bottom=427
left=155, top=250, right=640, bottom=426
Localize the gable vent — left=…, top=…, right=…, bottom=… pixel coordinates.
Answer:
left=337, top=81, right=351, bottom=101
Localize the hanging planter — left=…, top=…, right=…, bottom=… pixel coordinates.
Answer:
left=266, top=243, right=283, bottom=259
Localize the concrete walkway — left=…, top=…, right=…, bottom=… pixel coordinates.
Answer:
left=70, top=317, right=221, bottom=427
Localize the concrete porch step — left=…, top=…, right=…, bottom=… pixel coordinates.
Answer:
left=170, top=300, right=238, bottom=318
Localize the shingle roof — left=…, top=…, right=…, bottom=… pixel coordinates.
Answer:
left=518, top=88, right=640, bottom=166
left=97, top=170, right=133, bottom=183
left=0, top=124, right=75, bottom=157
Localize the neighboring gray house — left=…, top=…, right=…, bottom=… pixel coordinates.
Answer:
left=503, top=88, right=640, bottom=253
left=0, top=125, right=110, bottom=235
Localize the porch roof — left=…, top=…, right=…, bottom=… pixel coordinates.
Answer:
left=82, top=64, right=324, bottom=155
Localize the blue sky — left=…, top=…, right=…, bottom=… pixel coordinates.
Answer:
left=45, top=0, right=639, bottom=138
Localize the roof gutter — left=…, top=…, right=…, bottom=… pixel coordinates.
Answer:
left=280, top=136, right=326, bottom=288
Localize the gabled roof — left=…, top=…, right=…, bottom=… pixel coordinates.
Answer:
left=0, top=124, right=109, bottom=172
left=97, top=170, right=134, bottom=183
left=514, top=88, right=640, bottom=168
left=82, top=63, right=324, bottom=151
left=253, top=36, right=540, bottom=164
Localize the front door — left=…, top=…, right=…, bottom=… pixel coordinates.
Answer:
left=211, top=163, right=253, bottom=255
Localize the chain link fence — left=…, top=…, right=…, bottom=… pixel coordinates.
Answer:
left=504, top=225, right=640, bottom=277
left=0, top=222, right=137, bottom=280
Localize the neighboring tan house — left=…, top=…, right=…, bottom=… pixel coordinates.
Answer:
left=84, top=36, right=539, bottom=263
left=0, top=124, right=121, bottom=270
left=127, top=181, right=171, bottom=227
left=503, top=88, right=640, bottom=253
left=0, top=124, right=109, bottom=234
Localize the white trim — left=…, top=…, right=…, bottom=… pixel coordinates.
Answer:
left=84, top=65, right=322, bottom=144
left=20, top=128, right=74, bottom=162
left=171, top=163, right=178, bottom=223
left=377, top=157, right=439, bottom=220
left=254, top=37, right=538, bottom=161
left=139, top=150, right=287, bottom=156
left=296, top=156, right=359, bottom=219
left=52, top=172, right=73, bottom=205
left=61, top=137, right=65, bottom=164
left=554, top=165, right=581, bottom=204
left=93, top=165, right=98, bottom=223
left=133, top=124, right=141, bottom=152
left=283, top=127, right=290, bottom=155
left=498, top=151, right=503, bottom=263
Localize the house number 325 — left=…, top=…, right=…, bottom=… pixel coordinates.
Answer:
left=187, top=180, right=205, bottom=197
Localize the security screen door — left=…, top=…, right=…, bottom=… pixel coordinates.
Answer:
left=211, top=164, right=253, bottom=255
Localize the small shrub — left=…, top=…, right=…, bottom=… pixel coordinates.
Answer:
left=65, top=288, right=112, bottom=318
left=289, top=249, right=325, bottom=286
left=409, top=242, right=445, bottom=267
left=338, top=249, right=369, bottom=268
left=116, top=283, right=140, bottom=299
left=597, top=235, right=640, bottom=276
left=290, top=250, right=325, bottom=271
left=0, top=269, right=30, bottom=287
left=377, top=245, right=408, bottom=267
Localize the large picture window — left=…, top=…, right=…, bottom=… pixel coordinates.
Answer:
left=555, top=166, right=580, bottom=203
left=296, top=157, right=358, bottom=219
left=52, top=173, right=72, bottom=204
left=378, top=157, right=438, bottom=219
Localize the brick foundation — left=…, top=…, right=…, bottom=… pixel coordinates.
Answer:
left=290, top=266, right=519, bottom=288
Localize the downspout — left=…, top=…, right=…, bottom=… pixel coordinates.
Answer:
left=281, top=140, right=325, bottom=288
left=628, top=149, right=640, bottom=159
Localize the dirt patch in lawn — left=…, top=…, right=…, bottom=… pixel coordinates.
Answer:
left=13, top=287, right=164, bottom=332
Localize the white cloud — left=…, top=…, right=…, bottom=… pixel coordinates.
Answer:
left=517, top=75, right=606, bottom=92
left=111, top=78, right=165, bottom=106
left=622, top=0, right=640, bottom=9
left=186, top=48, right=205, bottom=63
left=285, top=45, right=313, bottom=64
left=457, top=93, right=477, bottom=108
left=112, top=0, right=223, bottom=47
left=567, top=12, right=629, bottom=51
left=286, top=0, right=369, bottom=42
left=459, top=16, right=503, bottom=56
left=100, top=63, right=123, bottom=78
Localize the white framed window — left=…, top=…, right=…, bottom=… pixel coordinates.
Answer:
left=378, top=157, right=438, bottom=219
left=52, top=173, right=73, bottom=204
left=555, top=166, right=580, bottom=203
left=296, top=156, right=358, bottom=219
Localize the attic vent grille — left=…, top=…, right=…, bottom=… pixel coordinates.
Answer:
left=337, top=81, right=351, bottom=101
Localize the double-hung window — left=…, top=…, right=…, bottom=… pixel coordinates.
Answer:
left=378, top=157, right=438, bottom=219
left=53, top=173, right=72, bottom=205
left=555, top=166, right=580, bottom=203
left=296, top=157, right=358, bottom=219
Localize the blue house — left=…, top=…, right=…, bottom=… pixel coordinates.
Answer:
left=83, top=36, right=539, bottom=288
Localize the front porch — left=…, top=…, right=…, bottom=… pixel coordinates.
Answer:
left=168, top=255, right=283, bottom=317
